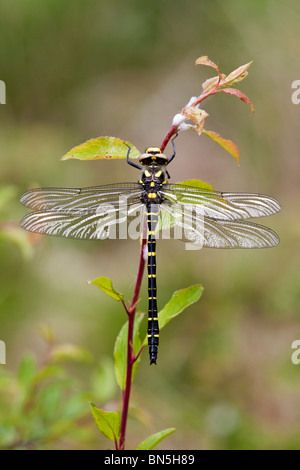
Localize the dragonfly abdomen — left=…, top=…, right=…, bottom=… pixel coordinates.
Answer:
left=146, top=207, right=159, bottom=365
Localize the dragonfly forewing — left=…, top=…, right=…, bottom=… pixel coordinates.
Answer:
left=163, top=184, right=281, bottom=221
left=20, top=183, right=142, bottom=212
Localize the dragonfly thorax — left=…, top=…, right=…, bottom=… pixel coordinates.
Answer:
left=139, top=162, right=167, bottom=205
left=139, top=147, right=168, bottom=206
left=141, top=162, right=167, bottom=182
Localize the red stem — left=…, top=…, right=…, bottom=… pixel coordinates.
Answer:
left=118, top=74, right=222, bottom=449
left=190, top=88, right=218, bottom=108
left=118, top=235, right=147, bottom=450
left=160, top=124, right=178, bottom=152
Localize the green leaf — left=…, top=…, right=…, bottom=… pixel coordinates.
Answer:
left=177, top=179, right=215, bottom=192
left=59, top=393, right=88, bottom=421
left=89, top=276, right=125, bottom=302
left=143, top=285, right=203, bottom=345
left=0, top=227, right=35, bottom=260
left=137, top=427, right=176, bottom=450
left=203, top=129, right=240, bottom=164
left=159, top=285, right=203, bottom=330
left=37, top=382, right=64, bottom=422
left=0, top=186, right=16, bottom=211
left=50, top=344, right=93, bottom=363
left=61, top=136, right=141, bottom=160
left=38, top=324, right=55, bottom=345
left=114, top=314, right=144, bottom=390
left=91, top=357, right=118, bottom=402
left=17, top=353, right=37, bottom=390
left=34, top=364, right=65, bottom=384
left=90, top=404, right=120, bottom=441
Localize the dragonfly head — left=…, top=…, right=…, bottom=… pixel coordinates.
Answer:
left=139, top=147, right=168, bottom=166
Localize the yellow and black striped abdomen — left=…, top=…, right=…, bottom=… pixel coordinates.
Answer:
left=146, top=209, right=159, bottom=365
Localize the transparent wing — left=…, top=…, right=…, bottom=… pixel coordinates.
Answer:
left=203, top=219, right=280, bottom=248
left=162, top=183, right=281, bottom=220
left=20, top=183, right=142, bottom=212
left=20, top=203, right=145, bottom=240
left=157, top=203, right=280, bottom=248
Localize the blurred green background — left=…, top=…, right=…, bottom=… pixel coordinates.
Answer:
left=1, top=0, right=300, bottom=450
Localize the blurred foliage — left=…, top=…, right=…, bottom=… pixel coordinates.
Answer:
left=0, top=0, right=300, bottom=450
left=0, top=338, right=118, bottom=450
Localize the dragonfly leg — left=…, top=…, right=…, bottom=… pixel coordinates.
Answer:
left=167, top=132, right=179, bottom=166
left=124, top=141, right=142, bottom=171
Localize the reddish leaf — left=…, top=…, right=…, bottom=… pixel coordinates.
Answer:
left=202, top=74, right=226, bottom=92
left=218, top=88, right=255, bottom=113
left=178, top=179, right=215, bottom=191
left=195, top=56, right=222, bottom=80
left=203, top=130, right=240, bottom=164
left=223, top=62, right=253, bottom=86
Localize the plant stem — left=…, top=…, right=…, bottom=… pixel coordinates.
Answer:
left=118, top=236, right=147, bottom=450
left=160, top=124, right=178, bottom=152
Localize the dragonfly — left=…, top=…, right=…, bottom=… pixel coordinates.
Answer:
left=20, top=136, right=281, bottom=364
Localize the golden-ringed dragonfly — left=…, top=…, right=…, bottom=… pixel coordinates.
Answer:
left=20, top=136, right=281, bottom=365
